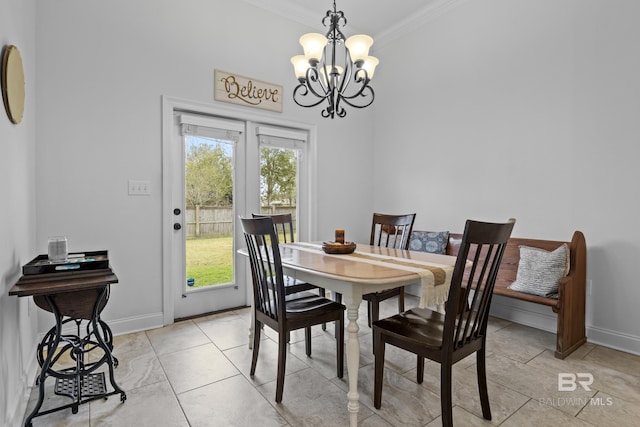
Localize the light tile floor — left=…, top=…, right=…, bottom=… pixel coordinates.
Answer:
left=24, top=295, right=640, bottom=426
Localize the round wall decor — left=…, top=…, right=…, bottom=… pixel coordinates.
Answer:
left=2, top=44, right=26, bottom=124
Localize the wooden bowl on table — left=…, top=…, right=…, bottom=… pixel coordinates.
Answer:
left=322, top=241, right=357, bottom=254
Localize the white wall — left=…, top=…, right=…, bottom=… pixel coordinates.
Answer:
left=34, top=0, right=375, bottom=334
left=0, top=1, right=38, bottom=425
left=372, top=0, right=640, bottom=354
left=7, top=1, right=640, bottom=423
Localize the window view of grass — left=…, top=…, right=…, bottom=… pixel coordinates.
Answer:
left=184, top=135, right=234, bottom=290
left=183, top=137, right=298, bottom=291
left=186, top=237, right=233, bottom=288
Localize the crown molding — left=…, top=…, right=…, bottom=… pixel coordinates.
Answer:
left=239, top=0, right=323, bottom=31
left=239, top=0, right=469, bottom=48
left=374, top=0, right=470, bottom=50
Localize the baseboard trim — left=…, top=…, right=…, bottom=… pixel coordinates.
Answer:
left=586, top=325, right=640, bottom=356
left=489, top=296, right=640, bottom=356
left=9, top=341, right=39, bottom=427
left=489, top=296, right=558, bottom=333
left=43, top=311, right=165, bottom=341
left=105, top=311, right=165, bottom=336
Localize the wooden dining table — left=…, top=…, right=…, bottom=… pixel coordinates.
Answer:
left=246, top=242, right=459, bottom=426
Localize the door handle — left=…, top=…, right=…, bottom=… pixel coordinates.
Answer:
left=173, top=223, right=182, bottom=230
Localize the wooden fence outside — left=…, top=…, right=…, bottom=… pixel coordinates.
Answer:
left=185, top=206, right=296, bottom=238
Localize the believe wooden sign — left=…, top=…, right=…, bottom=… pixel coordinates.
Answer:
left=214, top=69, right=283, bottom=113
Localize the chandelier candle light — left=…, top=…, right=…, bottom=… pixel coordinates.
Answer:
left=291, top=0, right=379, bottom=119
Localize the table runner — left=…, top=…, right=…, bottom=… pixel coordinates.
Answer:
left=284, top=242, right=455, bottom=309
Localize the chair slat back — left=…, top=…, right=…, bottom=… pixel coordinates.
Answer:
left=252, top=213, right=296, bottom=243
left=444, top=219, right=515, bottom=353
left=370, top=213, right=416, bottom=250
left=241, top=217, right=285, bottom=322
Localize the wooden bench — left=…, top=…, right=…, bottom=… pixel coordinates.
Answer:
left=446, top=230, right=586, bottom=359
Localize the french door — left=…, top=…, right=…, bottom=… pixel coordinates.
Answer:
left=169, top=113, right=247, bottom=319
left=162, top=97, right=315, bottom=323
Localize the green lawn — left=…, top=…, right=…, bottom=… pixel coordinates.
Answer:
left=186, top=236, right=233, bottom=288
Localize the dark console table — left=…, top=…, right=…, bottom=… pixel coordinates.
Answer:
left=10, top=267, right=126, bottom=426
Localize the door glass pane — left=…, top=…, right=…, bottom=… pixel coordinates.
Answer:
left=185, top=135, right=234, bottom=289
left=260, top=146, right=298, bottom=239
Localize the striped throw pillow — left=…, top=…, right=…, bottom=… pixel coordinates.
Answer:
left=508, top=244, right=570, bottom=298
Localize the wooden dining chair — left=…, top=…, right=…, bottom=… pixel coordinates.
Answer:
left=240, top=216, right=345, bottom=402
left=372, top=218, right=515, bottom=427
left=362, top=212, right=416, bottom=326
left=252, top=213, right=326, bottom=297
left=253, top=213, right=329, bottom=336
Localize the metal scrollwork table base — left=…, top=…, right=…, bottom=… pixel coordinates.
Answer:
left=9, top=268, right=126, bottom=427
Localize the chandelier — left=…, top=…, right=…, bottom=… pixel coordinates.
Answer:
left=290, top=1, right=379, bottom=119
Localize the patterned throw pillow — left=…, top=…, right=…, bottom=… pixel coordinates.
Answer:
left=409, top=231, right=450, bottom=254
left=508, top=244, right=570, bottom=298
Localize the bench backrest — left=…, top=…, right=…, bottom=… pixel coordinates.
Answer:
left=446, top=231, right=586, bottom=292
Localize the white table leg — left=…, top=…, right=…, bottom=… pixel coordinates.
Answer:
left=343, top=294, right=361, bottom=427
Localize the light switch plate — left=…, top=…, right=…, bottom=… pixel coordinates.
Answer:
left=128, top=180, right=151, bottom=196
